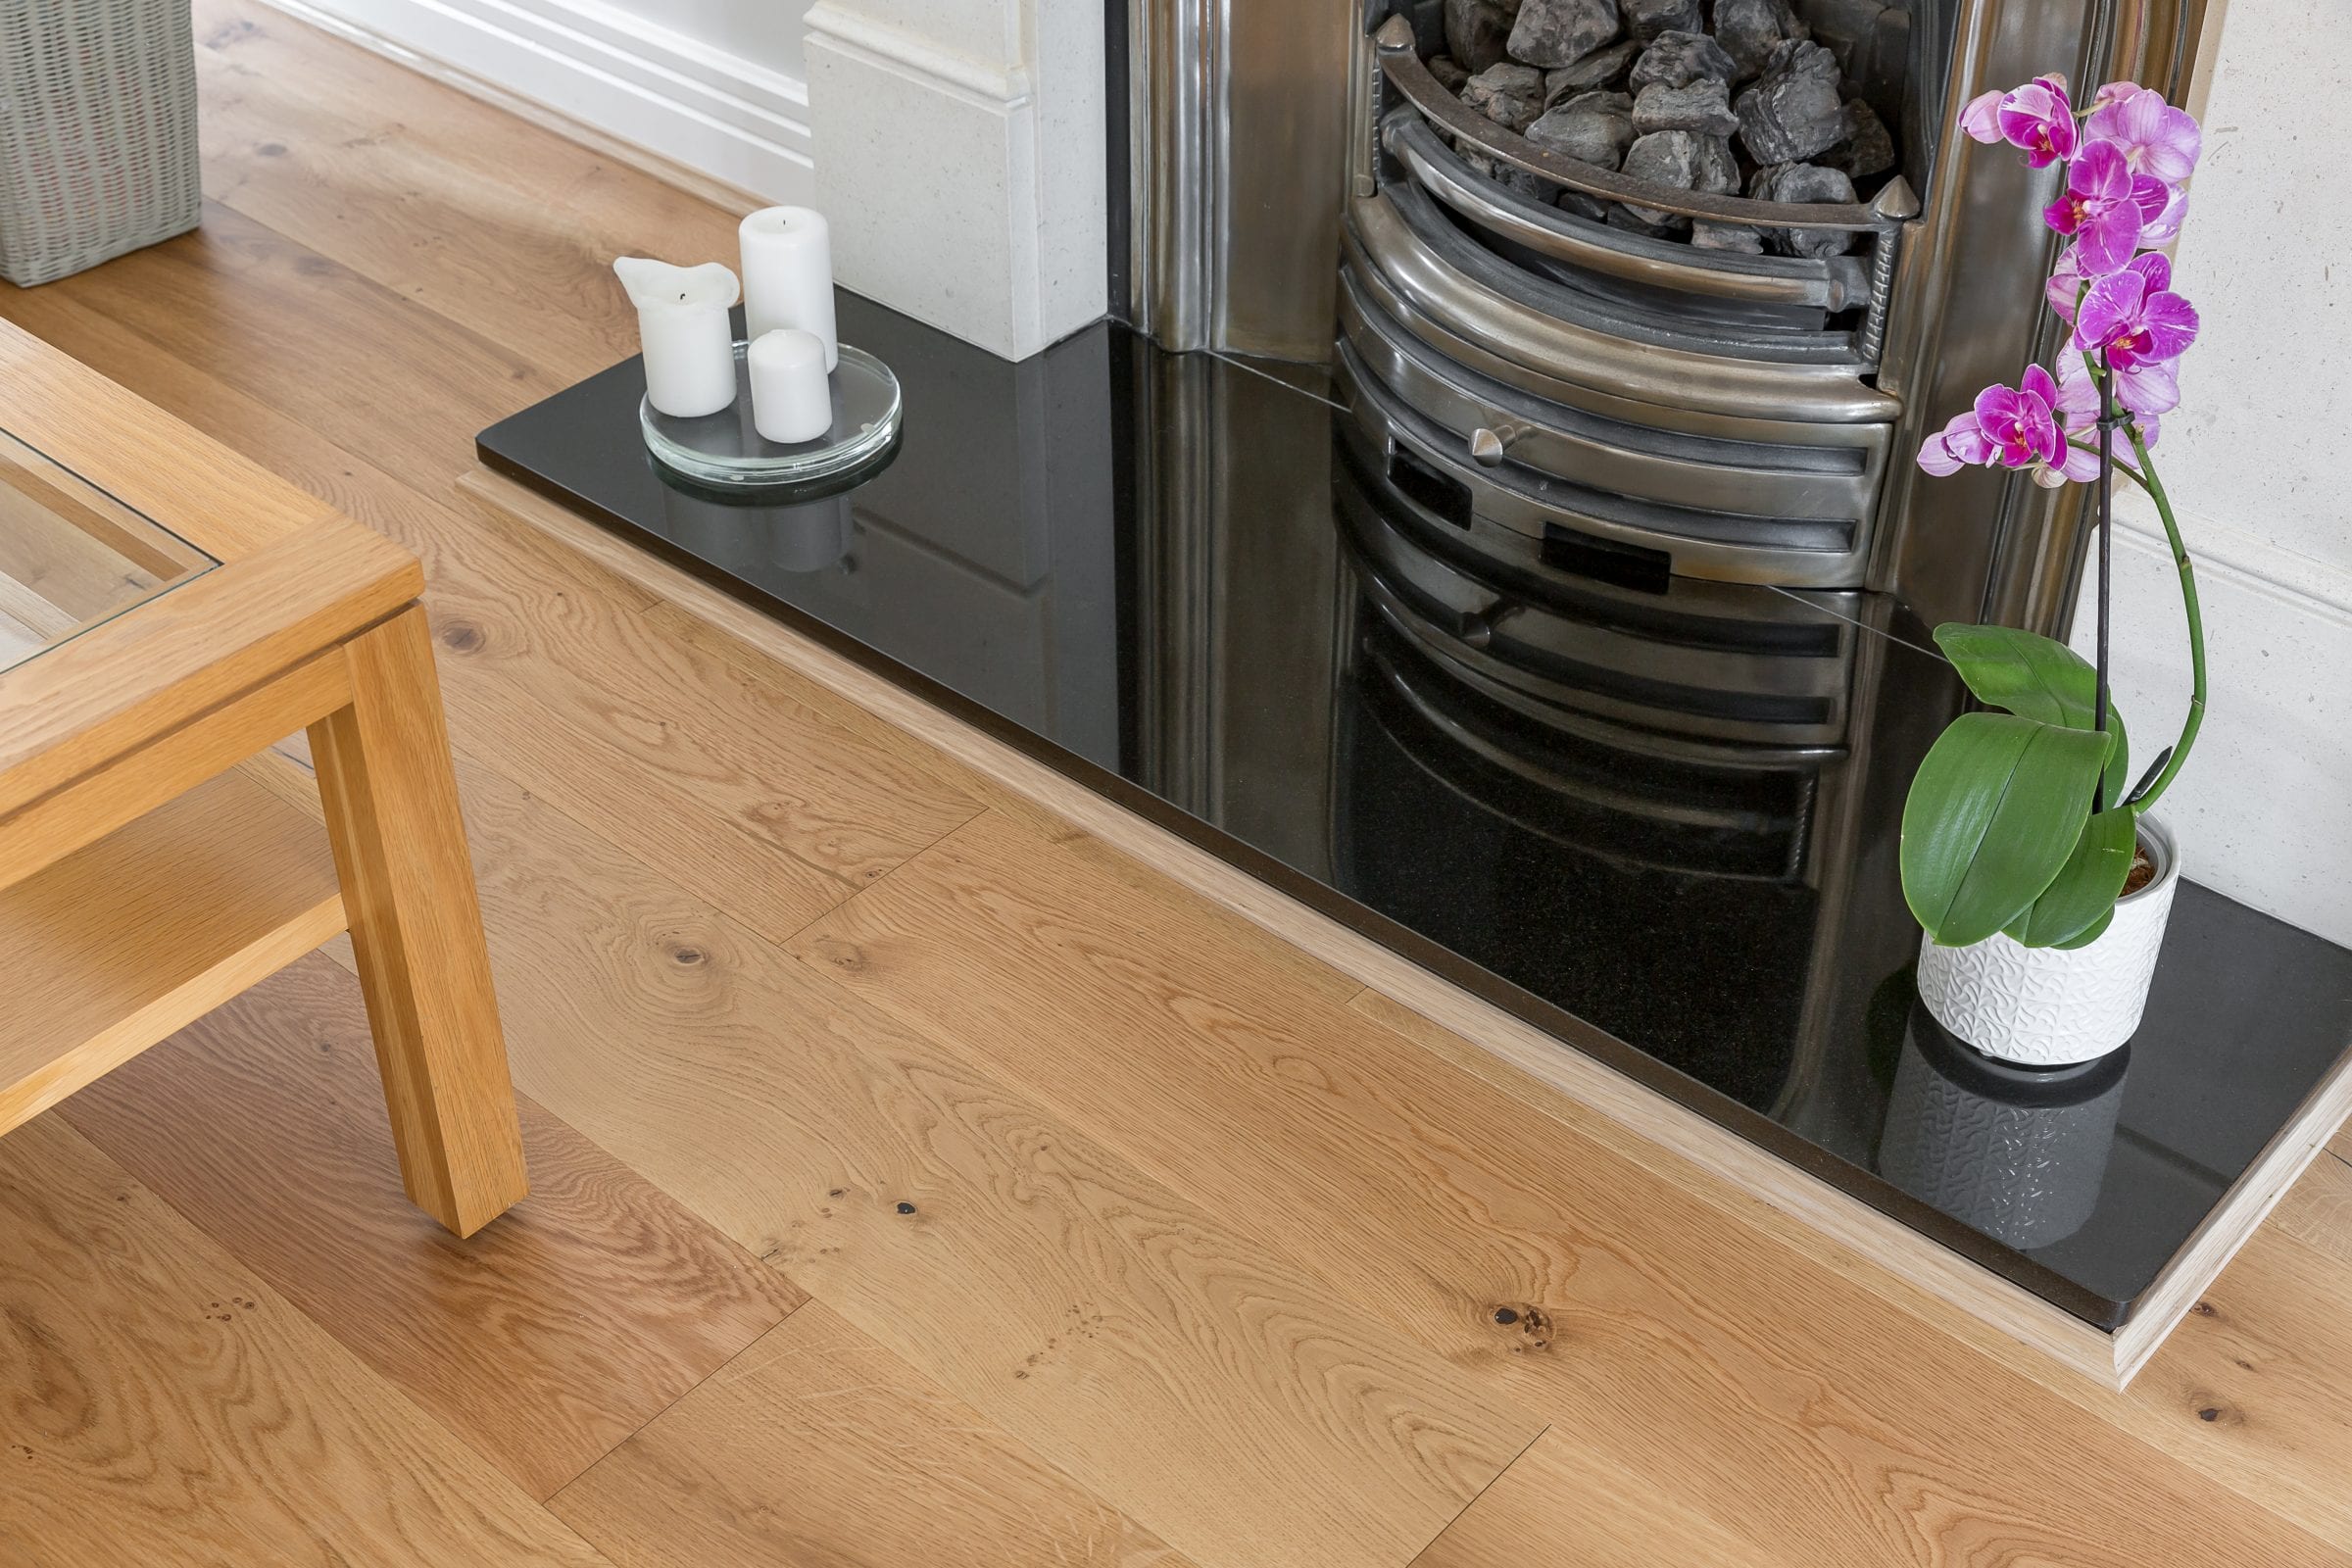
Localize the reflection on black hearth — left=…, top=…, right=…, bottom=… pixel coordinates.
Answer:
left=478, top=294, right=2352, bottom=1329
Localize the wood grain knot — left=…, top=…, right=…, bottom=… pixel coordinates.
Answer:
left=2186, top=1393, right=2241, bottom=1428
left=1491, top=1303, right=1553, bottom=1352
left=804, top=938, right=866, bottom=973
left=894, top=1200, right=916, bottom=1215
left=436, top=620, right=485, bottom=655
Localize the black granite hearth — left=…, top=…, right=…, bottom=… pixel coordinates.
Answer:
left=479, top=291, right=2352, bottom=1332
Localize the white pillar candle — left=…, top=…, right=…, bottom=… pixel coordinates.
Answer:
left=613, top=257, right=740, bottom=418
left=748, top=328, right=833, bottom=445
left=739, top=207, right=838, bottom=371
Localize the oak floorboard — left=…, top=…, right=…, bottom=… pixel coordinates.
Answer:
left=623, top=602, right=1358, bottom=997
left=784, top=807, right=2351, bottom=1565
left=550, top=1299, right=1197, bottom=1568
left=56, top=953, right=805, bottom=1502
left=2101, top=1154, right=2352, bottom=1547
left=36, top=202, right=545, bottom=497
left=0, top=1115, right=611, bottom=1567
left=430, top=752, right=1544, bottom=1568
left=1407, top=1428, right=1787, bottom=1568
left=0, top=282, right=984, bottom=942
left=3, top=8, right=2346, bottom=1562
left=193, top=10, right=645, bottom=383
left=191, top=0, right=739, bottom=380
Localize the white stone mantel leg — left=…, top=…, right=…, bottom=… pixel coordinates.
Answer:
left=804, top=0, right=1105, bottom=361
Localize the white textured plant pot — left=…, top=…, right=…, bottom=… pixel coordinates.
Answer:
left=1915, top=815, right=2181, bottom=1066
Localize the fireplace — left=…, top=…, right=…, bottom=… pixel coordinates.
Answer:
left=474, top=0, right=2352, bottom=1381
left=1122, top=0, right=2217, bottom=633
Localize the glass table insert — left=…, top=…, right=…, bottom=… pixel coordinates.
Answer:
left=0, top=428, right=220, bottom=673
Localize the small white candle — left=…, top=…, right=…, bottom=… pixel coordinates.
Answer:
left=613, top=256, right=739, bottom=418
left=739, top=207, right=838, bottom=371
left=748, top=328, right=833, bottom=445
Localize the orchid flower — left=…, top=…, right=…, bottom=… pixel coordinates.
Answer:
left=1915, top=368, right=2065, bottom=476
left=2071, top=257, right=2197, bottom=424
left=1960, top=74, right=2077, bottom=168
left=2045, top=247, right=2089, bottom=322
left=2043, top=140, right=2169, bottom=276
left=2084, top=83, right=2201, bottom=186
left=2076, top=253, right=2198, bottom=368
left=2136, top=180, right=2190, bottom=246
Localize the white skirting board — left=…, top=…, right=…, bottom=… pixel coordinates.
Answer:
left=2072, top=501, right=2352, bottom=951
left=256, top=0, right=814, bottom=208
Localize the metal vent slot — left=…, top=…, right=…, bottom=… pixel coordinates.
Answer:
left=1384, top=441, right=1471, bottom=528
left=1540, top=526, right=1670, bottom=596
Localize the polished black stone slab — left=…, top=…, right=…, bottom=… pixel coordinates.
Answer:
left=479, top=292, right=2352, bottom=1331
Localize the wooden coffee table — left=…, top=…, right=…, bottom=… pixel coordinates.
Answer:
left=0, top=320, right=527, bottom=1236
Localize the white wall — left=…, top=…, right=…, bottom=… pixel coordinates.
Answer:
left=2069, top=0, right=2352, bottom=946
left=265, top=0, right=817, bottom=205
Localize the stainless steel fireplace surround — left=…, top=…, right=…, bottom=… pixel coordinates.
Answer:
left=1123, top=0, right=2217, bottom=633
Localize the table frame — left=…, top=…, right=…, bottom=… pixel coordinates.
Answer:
left=0, top=319, right=526, bottom=1237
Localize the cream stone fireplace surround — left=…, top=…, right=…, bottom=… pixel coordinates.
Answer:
left=803, top=0, right=1110, bottom=360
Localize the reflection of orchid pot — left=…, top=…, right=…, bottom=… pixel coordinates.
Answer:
left=1902, top=77, right=2207, bottom=1066
left=1879, top=1003, right=2130, bottom=1250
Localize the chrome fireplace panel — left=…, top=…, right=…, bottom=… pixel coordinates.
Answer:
left=1126, top=0, right=2217, bottom=631
left=1338, top=258, right=1894, bottom=585
left=1333, top=416, right=1874, bottom=748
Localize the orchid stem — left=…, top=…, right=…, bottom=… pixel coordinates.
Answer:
left=2093, top=367, right=2116, bottom=812
left=2124, top=428, right=2206, bottom=813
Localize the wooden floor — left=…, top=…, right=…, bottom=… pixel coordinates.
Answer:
left=5, top=4, right=2352, bottom=1561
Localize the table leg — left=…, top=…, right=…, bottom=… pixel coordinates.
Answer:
left=310, top=605, right=527, bottom=1236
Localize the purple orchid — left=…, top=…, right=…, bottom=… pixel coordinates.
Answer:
left=2045, top=247, right=2089, bottom=322
left=1960, top=74, right=2078, bottom=168
left=1930, top=77, right=2196, bottom=465
left=2076, top=251, right=2198, bottom=386
left=1915, top=368, right=2065, bottom=477
left=2085, top=83, right=2201, bottom=187
left=2136, top=180, right=2190, bottom=246
left=1916, top=413, right=1993, bottom=476
left=2043, top=140, right=2169, bottom=275
left=1909, top=72, right=2212, bottom=891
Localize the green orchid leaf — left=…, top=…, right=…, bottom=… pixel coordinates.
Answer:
left=1901, top=712, right=2114, bottom=948
left=1934, top=623, right=2131, bottom=802
left=2003, top=806, right=2138, bottom=949
left=2052, top=906, right=2117, bottom=951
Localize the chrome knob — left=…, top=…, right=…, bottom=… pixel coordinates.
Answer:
left=1468, top=421, right=1531, bottom=467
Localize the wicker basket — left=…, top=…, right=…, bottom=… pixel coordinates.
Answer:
left=0, top=0, right=202, bottom=287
